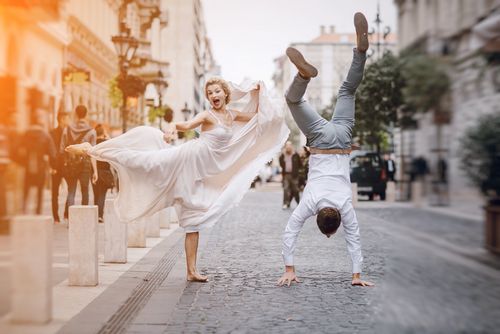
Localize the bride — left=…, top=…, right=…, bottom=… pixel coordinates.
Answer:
left=66, top=77, right=289, bottom=282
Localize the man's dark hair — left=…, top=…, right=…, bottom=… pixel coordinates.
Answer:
left=57, top=111, right=69, bottom=122
left=75, top=105, right=88, bottom=119
left=316, top=207, right=341, bottom=235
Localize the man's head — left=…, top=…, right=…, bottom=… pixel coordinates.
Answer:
left=285, top=141, right=294, bottom=154
left=57, top=111, right=70, bottom=128
left=316, top=207, right=341, bottom=237
left=75, top=105, right=88, bottom=120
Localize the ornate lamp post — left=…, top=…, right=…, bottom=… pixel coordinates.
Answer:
left=111, top=23, right=139, bottom=133
left=181, top=102, right=191, bottom=121
left=151, top=70, right=168, bottom=128
left=369, top=1, right=391, bottom=60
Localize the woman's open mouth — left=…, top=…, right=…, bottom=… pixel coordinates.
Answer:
left=212, top=98, right=221, bottom=108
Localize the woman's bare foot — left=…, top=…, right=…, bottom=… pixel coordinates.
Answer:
left=187, top=272, right=209, bottom=282
left=65, top=142, right=92, bottom=155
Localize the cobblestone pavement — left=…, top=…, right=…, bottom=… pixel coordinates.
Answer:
left=161, top=190, right=500, bottom=333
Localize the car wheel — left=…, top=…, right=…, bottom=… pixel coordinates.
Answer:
left=368, top=193, right=374, bottom=201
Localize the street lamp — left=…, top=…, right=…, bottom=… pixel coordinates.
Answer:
left=181, top=102, right=191, bottom=121
left=111, top=23, right=139, bottom=133
left=151, top=70, right=168, bottom=128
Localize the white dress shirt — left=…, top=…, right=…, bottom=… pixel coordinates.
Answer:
left=282, top=154, right=363, bottom=273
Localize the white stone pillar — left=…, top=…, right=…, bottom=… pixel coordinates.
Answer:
left=351, top=183, right=358, bottom=207
left=68, top=205, right=99, bottom=286
left=159, top=208, right=170, bottom=229
left=146, top=213, right=160, bottom=237
left=128, top=219, right=146, bottom=248
left=11, top=216, right=52, bottom=324
left=104, top=200, right=127, bottom=263
left=386, top=181, right=396, bottom=203
left=412, top=181, right=423, bottom=208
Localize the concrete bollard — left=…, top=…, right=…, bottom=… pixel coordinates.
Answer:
left=104, top=199, right=127, bottom=263
left=412, top=181, right=423, bottom=208
left=146, top=212, right=161, bottom=237
left=351, top=183, right=358, bottom=207
left=69, top=205, right=99, bottom=286
left=386, top=181, right=396, bottom=202
left=128, top=219, right=146, bottom=248
left=159, top=208, right=170, bottom=229
left=11, top=216, right=53, bottom=324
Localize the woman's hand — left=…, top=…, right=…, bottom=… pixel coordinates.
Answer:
left=92, top=172, right=98, bottom=184
left=163, top=124, right=177, bottom=144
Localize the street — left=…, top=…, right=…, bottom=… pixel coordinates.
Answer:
left=53, top=187, right=499, bottom=334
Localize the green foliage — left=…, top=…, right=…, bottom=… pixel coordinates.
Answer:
left=148, top=105, right=174, bottom=124
left=355, top=51, right=405, bottom=151
left=401, top=54, right=450, bottom=113
left=108, top=77, right=123, bottom=109
left=148, top=106, right=163, bottom=124
left=460, top=113, right=500, bottom=200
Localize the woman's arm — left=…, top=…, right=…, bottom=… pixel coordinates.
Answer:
left=174, top=112, right=206, bottom=131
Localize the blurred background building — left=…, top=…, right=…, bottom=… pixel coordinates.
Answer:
left=0, top=0, right=218, bottom=232
left=394, top=0, right=500, bottom=212
left=160, top=0, right=219, bottom=124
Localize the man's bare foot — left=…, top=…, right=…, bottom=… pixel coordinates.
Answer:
left=354, top=12, right=369, bottom=53
left=187, top=272, right=208, bottom=282
left=65, top=142, right=92, bottom=155
left=286, top=47, right=318, bottom=79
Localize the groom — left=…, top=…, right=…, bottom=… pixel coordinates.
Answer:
left=277, top=12, right=373, bottom=287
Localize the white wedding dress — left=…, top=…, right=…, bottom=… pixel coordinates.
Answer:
left=88, top=80, right=289, bottom=232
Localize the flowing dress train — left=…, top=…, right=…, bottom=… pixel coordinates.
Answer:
left=88, top=80, right=289, bottom=232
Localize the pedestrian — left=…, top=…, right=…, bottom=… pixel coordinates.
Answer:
left=18, top=109, right=56, bottom=214
left=92, top=124, right=114, bottom=223
left=277, top=12, right=373, bottom=287
left=279, top=141, right=302, bottom=209
left=65, top=77, right=289, bottom=282
left=49, top=111, right=70, bottom=223
left=383, top=153, right=396, bottom=182
left=298, top=146, right=310, bottom=191
left=60, top=105, right=97, bottom=221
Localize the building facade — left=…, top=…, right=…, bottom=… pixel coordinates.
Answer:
left=160, top=0, right=219, bottom=123
left=394, top=0, right=500, bottom=210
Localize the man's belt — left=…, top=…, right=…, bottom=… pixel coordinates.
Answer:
left=309, top=144, right=360, bottom=155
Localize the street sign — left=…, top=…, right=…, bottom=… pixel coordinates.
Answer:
left=62, top=69, right=90, bottom=84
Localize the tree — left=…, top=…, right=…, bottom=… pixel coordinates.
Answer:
left=355, top=51, right=405, bottom=152
left=400, top=54, right=450, bottom=114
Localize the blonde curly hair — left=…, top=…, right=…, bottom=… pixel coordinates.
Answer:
left=204, top=77, right=231, bottom=104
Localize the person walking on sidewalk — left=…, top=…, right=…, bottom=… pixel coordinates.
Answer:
left=92, top=124, right=114, bottom=223
left=279, top=141, right=302, bottom=209
left=277, top=12, right=374, bottom=287
left=18, top=109, right=56, bottom=214
left=60, top=105, right=97, bottom=221
left=65, top=78, right=289, bottom=282
left=49, top=111, right=70, bottom=223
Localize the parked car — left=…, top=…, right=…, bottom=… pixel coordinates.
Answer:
left=350, top=151, right=387, bottom=200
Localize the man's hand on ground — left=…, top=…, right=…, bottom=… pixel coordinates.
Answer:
left=277, top=267, right=301, bottom=287
left=351, top=273, right=374, bottom=287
